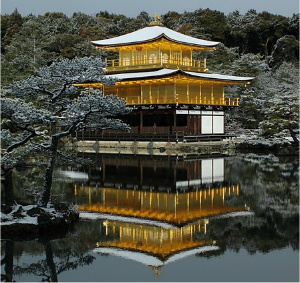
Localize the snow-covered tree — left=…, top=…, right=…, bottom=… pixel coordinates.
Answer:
left=2, top=57, right=131, bottom=207
left=269, top=35, right=299, bottom=69
left=256, top=62, right=299, bottom=144
left=3, top=19, right=51, bottom=82
left=234, top=61, right=299, bottom=149
left=1, top=98, right=52, bottom=206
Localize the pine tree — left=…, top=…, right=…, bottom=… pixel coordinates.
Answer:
left=1, top=57, right=130, bottom=207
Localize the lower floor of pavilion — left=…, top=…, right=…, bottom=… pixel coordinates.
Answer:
left=75, top=105, right=234, bottom=142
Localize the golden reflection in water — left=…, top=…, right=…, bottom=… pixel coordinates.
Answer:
left=77, top=185, right=244, bottom=225
left=86, top=184, right=247, bottom=276
left=96, top=219, right=213, bottom=260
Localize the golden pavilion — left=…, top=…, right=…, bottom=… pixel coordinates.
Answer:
left=77, top=16, right=254, bottom=141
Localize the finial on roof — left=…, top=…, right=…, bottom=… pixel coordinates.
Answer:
left=149, top=13, right=163, bottom=26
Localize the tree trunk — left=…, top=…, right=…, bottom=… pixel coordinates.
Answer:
left=42, top=240, right=58, bottom=282
left=288, top=125, right=299, bottom=145
left=2, top=240, right=14, bottom=282
left=39, top=137, right=59, bottom=207
left=288, top=114, right=299, bottom=145
left=2, top=169, right=15, bottom=206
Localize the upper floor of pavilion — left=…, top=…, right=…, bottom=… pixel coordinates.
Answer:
left=91, top=21, right=220, bottom=73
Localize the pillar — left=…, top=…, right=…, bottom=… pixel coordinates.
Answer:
left=139, top=111, right=143, bottom=134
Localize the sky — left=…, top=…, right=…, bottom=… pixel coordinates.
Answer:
left=1, top=0, right=299, bottom=17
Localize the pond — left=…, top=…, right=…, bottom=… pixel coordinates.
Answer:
left=1, top=152, right=299, bottom=282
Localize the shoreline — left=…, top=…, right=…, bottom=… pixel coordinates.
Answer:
left=74, top=138, right=240, bottom=156
left=73, top=138, right=298, bottom=156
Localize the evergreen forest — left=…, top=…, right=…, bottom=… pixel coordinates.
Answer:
left=1, top=8, right=299, bottom=146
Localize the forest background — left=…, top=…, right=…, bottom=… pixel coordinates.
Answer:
left=1, top=8, right=299, bottom=146
left=0, top=7, right=299, bottom=237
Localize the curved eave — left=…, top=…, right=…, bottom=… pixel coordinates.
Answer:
left=107, top=69, right=179, bottom=82
left=77, top=203, right=250, bottom=226
left=74, top=69, right=254, bottom=88
left=80, top=212, right=179, bottom=229
left=104, top=69, right=255, bottom=85
left=184, top=70, right=255, bottom=84
left=92, top=34, right=219, bottom=50
left=93, top=245, right=220, bottom=267
left=91, top=26, right=219, bottom=50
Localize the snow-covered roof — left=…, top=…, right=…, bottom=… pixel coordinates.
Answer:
left=93, top=246, right=220, bottom=267
left=91, top=25, right=219, bottom=48
left=104, top=69, right=254, bottom=83
left=80, top=212, right=179, bottom=229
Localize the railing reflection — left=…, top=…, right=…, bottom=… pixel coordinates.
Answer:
left=94, top=219, right=219, bottom=270
left=77, top=186, right=244, bottom=226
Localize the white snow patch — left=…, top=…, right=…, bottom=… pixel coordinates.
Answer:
left=92, top=26, right=219, bottom=47
left=94, top=247, right=163, bottom=266
left=0, top=205, right=38, bottom=226
left=60, top=170, right=89, bottom=180
left=210, top=211, right=254, bottom=219
left=0, top=204, right=61, bottom=226
left=104, top=69, right=254, bottom=82
left=164, top=246, right=220, bottom=265
left=185, top=70, right=254, bottom=81
left=284, top=136, right=299, bottom=142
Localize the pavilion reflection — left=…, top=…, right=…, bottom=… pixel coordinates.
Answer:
left=77, top=186, right=245, bottom=226
left=94, top=219, right=218, bottom=276
left=69, top=154, right=252, bottom=274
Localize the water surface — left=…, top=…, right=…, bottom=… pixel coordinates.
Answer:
left=1, top=152, right=299, bottom=282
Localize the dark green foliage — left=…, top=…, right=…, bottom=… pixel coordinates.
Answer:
left=269, top=35, right=299, bottom=69
left=1, top=9, right=298, bottom=85
left=1, top=9, right=23, bottom=51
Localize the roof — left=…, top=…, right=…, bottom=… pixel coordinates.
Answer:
left=91, top=25, right=219, bottom=48
left=104, top=69, right=254, bottom=83
left=80, top=212, right=179, bottom=229
left=93, top=246, right=220, bottom=267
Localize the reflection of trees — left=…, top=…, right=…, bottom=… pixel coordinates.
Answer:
left=1, top=220, right=100, bottom=281
left=1, top=240, right=14, bottom=282
left=225, top=154, right=299, bottom=215
left=1, top=236, right=95, bottom=282
left=195, top=155, right=299, bottom=257
left=195, top=208, right=298, bottom=259
left=2, top=154, right=298, bottom=280
left=14, top=243, right=94, bottom=281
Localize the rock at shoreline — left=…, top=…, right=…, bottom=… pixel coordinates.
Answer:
left=1, top=203, right=79, bottom=240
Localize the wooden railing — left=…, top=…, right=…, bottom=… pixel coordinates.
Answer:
left=74, top=126, right=186, bottom=142
left=123, top=96, right=239, bottom=106
left=105, top=58, right=206, bottom=72
left=74, top=127, right=233, bottom=142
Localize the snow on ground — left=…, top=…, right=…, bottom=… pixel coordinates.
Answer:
left=0, top=204, right=60, bottom=226
left=60, top=170, right=89, bottom=180
left=1, top=205, right=38, bottom=226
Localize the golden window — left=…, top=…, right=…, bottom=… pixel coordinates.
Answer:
left=149, top=54, right=157, bottom=64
